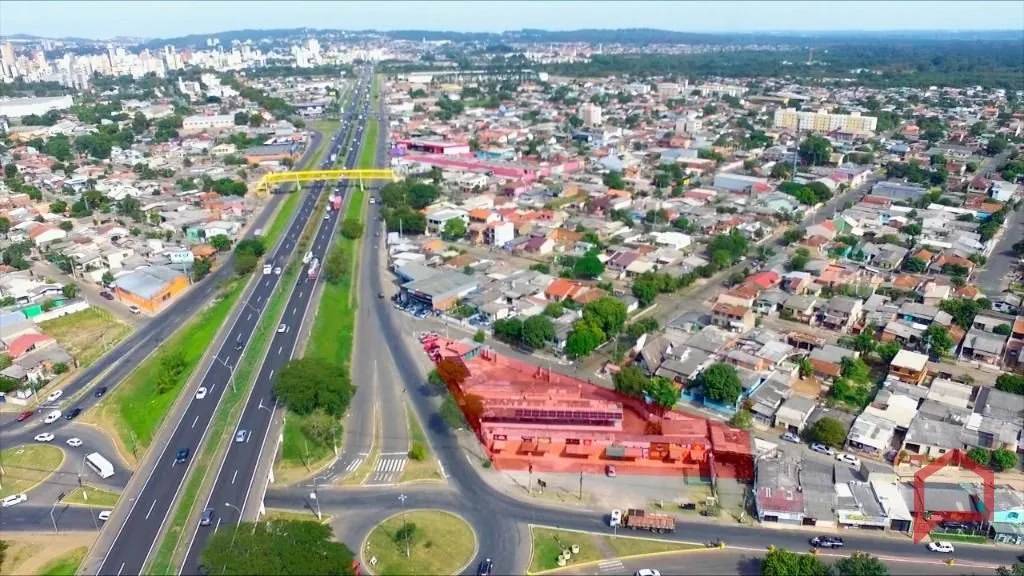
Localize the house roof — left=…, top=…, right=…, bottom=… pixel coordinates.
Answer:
left=114, top=265, right=185, bottom=300
left=7, top=332, right=54, bottom=358
left=891, top=349, right=928, bottom=372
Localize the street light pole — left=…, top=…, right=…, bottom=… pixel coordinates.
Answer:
left=398, top=493, right=409, bottom=558
left=50, top=491, right=65, bottom=534
left=224, top=502, right=242, bottom=548
left=311, top=477, right=321, bottom=521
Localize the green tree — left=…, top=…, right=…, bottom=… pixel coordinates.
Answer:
left=761, top=547, right=829, bottom=576
left=565, top=319, right=606, bottom=359
left=647, top=376, right=681, bottom=409
left=0, top=216, right=10, bottom=235
left=583, top=297, right=627, bottom=336
left=788, top=247, right=810, bottom=272
left=798, top=357, right=813, bottom=378
left=341, top=218, right=363, bottom=240
left=473, top=329, right=486, bottom=343
left=101, top=271, right=115, bottom=286
left=132, top=111, right=150, bottom=134
left=992, top=448, right=1019, bottom=472
left=799, top=134, right=832, bottom=166
left=832, top=552, right=890, bottom=576
left=613, top=365, right=649, bottom=397
left=209, top=234, right=231, bottom=252
left=573, top=252, right=604, bottom=279
left=876, top=342, right=902, bottom=365
left=199, top=520, right=355, bottom=575
left=50, top=199, right=68, bottom=214
left=273, top=358, right=353, bottom=417
left=493, top=317, right=524, bottom=344
left=441, top=217, right=466, bottom=241
left=995, top=373, right=1024, bottom=395
left=406, top=182, right=440, bottom=209
left=923, top=324, right=953, bottom=357
left=192, top=258, right=212, bottom=281
left=698, top=363, right=743, bottom=405
left=729, top=409, right=753, bottom=430
left=967, top=447, right=992, bottom=467
left=543, top=302, right=564, bottom=317
left=522, top=315, right=555, bottom=349
left=324, top=246, right=348, bottom=284
left=902, top=257, right=927, bottom=273
left=603, top=171, right=626, bottom=189
left=807, top=417, right=846, bottom=448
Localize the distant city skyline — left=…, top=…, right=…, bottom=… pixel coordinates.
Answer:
left=1, top=1, right=1022, bottom=40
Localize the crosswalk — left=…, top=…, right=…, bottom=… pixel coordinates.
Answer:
left=343, top=456, right=365, bottom=473
left=597, top=559, right=624, bottom=573
left=369, top=455, right=406, bottom=484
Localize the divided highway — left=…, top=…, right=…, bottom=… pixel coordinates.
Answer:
left=178, top=74, right=374, bottom=574
left=95, top=73, right=371, bottom=576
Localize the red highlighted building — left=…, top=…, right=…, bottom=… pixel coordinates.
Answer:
left=423, top=335, right=753, bottom=479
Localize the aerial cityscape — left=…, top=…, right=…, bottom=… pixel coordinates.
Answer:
left=1, top=2, right=1024, bottom=575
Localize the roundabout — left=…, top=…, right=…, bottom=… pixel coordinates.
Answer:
left=362, top=509, right=478, bottom=575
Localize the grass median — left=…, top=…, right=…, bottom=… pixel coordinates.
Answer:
left=81, top=279, right=244, bottom=465
left=363, top=510, right=475, bottom=576
left=528, top=526, right=702, bottom=574
left=64, top=484, right=120, bottom=508
left=0, top=444, right=64, bottom=499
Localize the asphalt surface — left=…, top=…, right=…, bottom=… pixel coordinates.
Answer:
left=93, top=78, right=367, bottom=576
left=0, top=130, right=323, bottom=443
left=177, top=72, right=374, bottom=575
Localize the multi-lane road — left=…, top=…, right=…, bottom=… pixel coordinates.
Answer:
left=178, top=73, right=374, bottom=574
left=94, top=72, right=372, bottom=576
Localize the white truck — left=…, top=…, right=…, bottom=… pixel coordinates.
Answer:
left=263, top=264, right=273, bottom=275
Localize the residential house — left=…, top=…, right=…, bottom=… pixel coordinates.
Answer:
left=821, top=296, right=864, bottom=333
left=888, top=350, right=929, bottom=386
left=711, top=302, right=755, bottom=333
left=774, top=395, right=816, bottom=434
left=959, top=328, right=1007, bottom=365
left=809, top=344, right=858, bottom=382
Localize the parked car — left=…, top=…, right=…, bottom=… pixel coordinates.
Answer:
left=46, top=389, right=63, bottom=403
left=928, top=541, right=955, bottom=553
left=34, top=433, right=55, bottom=442
left=835, top=453, right=862, bottom=467
left=810, top=443, right=835, bottom=456
left=128, top=305, right=140, bottom=315
left=810, top=536, right=844, bottom=548
left=781, top=431, right=801, bottom=443
left=94, top=386, right=108, bottom=398
left=43, top=410, right=62, bottom=424
left=175, top=448, right=190, bottom=463
left=605, top=464, right=616, bottom=477
left=1, top=494, right=28, bottom=508
left=66, top=437, right=83, bottom=448
left=16, top=410, right=34, bottom=422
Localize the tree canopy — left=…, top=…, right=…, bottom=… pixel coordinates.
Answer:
left=807, top=417, right=846, bottom=448
left=199, top=520, right=354, bottom=576
left=273, top=358, right=353, bottom=417
left=698, top=362, right=743, bottom=405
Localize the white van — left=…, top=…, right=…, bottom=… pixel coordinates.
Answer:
left=262, top=264, right=273, bottom=275
left=85, top=452, right=115, bottom=479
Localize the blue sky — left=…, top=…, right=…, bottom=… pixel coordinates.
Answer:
left=1, top=1, right=1021, bottom=40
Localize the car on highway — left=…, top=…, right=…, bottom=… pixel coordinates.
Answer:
left=175, top=448, right=190, bottom=463
left=809, top=536, right=844, bottom=548
left=195, top=387, right=208, bottom=400
left=476, top=558, right=493, bottom=576
left=835, top=453, right=861, bottom=468
left=34, top=432, right=55, bottom=442
left=274, top=267, right=282, bottom=275
left=43, top=410, right=62, bottom=424
left=810, top=443, right=835, bottom=456
left=635, top=570, right=662, bottom=576
left=94, top=386, right=108, bottom=398
left=234, top=429, right=250, bottom=443
left=277, top=323, right=287, bottom=333
left=781, top=431, right=801, bottom=443
left=64, top=407, right=82, bottom=420
left=235, top=336, right=245, bottom=351
left=323, top=212, right=330, bottom=220
left=263, top=264, right=273, bottom=275
left=46, top=389, right=64, bottom=402
left=928, top=541, right=955, bottom=553
left=66, top=437, right=83, bottom=448
left=16, top=410, right=34, bottom=422
left=99, top=510, right=112, bottom=522
left=1, top=494, right=28, bottom=508
left=200, top=507, right=215, bottom=526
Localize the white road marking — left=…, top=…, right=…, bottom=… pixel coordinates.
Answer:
left=246, top=312, right=252, bottom=321
left=117, top=562, right=126, bottom=576
left=191, top=415, right=199, bottom=429
left=145, top=499, right=158, bottom=520
left=215, top=517, right=222, bottom=532
left=231, top=469, right=238, bottom=485
left=269, top=369, right=274, bottom=380
left=598, top=559, right=624, bottom=572
left=278, top=345, right=283, bottom=355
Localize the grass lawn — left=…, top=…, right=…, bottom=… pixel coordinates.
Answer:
left=37, top=546, right=87, bottom=576
left=39, top=307, right=131, bottom=369
left=400, top=404, right=442, bottom=483
left=605, top=534, right=702, bottom=558
left=64, top=484, right=120, bottom=508
left=274, top=411, right=336, bottom=485
left=264, top=508, right=331, bottom=523
left=364, top=510, right=475, bottom=576
left=0, top=444, right=64, bottom=499
left=84, top=279, right=243, bottom=461
left=929, top=532, right=989, bottom=544
left=529, top=528, right=605, bottom=574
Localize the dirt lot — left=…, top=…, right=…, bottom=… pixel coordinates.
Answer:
left=0, top=531, right=96, bottom=575
left=39, top=307, right=131, bottom=368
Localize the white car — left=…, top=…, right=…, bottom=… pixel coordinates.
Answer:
left=66, top=437, right=83, bottom=448
left=43, top=410, right=62, bottom=424
left=835, top=453, right=862, bottom=468
left=609, top=508, right=623, bottom=527
left=98, top=510, right=112, bottom=522
left=1, top=493, right=28, bottom=508
left=635, top=570, right=662, bottom=576
left=781, top=431, right=801, bottom=443
left=928, top=541, right=955, bottom=553
left=274, top=267, right=282, bottom=275
left=195, top=387, right=208, bottom=400
left=34, top=432, right=55, bottom=442
left=46, top=389, right=64, bottom=403
left=810, top=443, right=835, bottom=456
left=277, top=324, right=287, bottom=333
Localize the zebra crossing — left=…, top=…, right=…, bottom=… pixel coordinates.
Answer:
left=597, top=559, right=624, bottom=573
left=368, top=455, right=406, bottom=484
left=343, top=453, right=368, bottom=473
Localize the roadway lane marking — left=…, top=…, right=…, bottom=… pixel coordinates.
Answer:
left=231, top=469, right=238, bottom=485
left=246, top=312, right=252, bottom=321
left=117, top=562, right=126, bottom=576
left=269, top=369, right=274, bottom=380
left=192, top=415, right=199, bottom=429
left=345, top=458, right=364, bottom=472
left=278, top=345, right=283, bottom=355
left=598, top=559, right=624, bottom=572
left=145, top=498, right=158, bottom=519
left=215, top=517, right=222, bottom=532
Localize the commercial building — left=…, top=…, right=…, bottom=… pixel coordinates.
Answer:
left=112, top=265, right=188, bottom=314
left=713, top=172, right=769, bottom=193
left=181, top=113, right=236, bottom=133
left=0, top=95, right=74, bottom=119
left=773, top=108, right=878, bottom=136
left=400, top=268, right=478, bottom=311
left=395, top=138, right=470, bottom=156
left=580, top=103, right=602, bottom=127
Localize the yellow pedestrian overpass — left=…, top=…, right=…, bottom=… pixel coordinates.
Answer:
left=254, top=168, right=396, bottom=195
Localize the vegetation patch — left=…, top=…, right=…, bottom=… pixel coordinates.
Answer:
left=64, top=484, right=120, bottom=508
left=0, top=444, right=64, bottom=499
left=400, top=404, right=442, bottom=483
left=37, top=546, right=87, bottom=576
left=39, top=307, right=131, bottom=369
left=364, top=510, right=476, bottom=576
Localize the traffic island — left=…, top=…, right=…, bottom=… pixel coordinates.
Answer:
left=362, top=509, right=477, bottom=575
left=0, top=444, right=64, bottom=498
left=528, top=525, right=704, bottom=574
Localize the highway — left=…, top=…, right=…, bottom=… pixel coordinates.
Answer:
left=177, top=71, right=374, bottom=574
left=94, top=73, right=369, bottom=576
left=0, top=129, right=323, bottom=445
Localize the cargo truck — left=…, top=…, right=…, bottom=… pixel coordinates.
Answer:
left=330, top=195, right=343, bottom=211
left=622, top=509, right=675, bottom=534
left=307, top=257, right=320, bottom=280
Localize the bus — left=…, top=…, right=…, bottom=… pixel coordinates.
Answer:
left=85, top=452, right=115, bottom=479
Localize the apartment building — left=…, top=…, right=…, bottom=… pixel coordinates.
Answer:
left=773, top=108, right=878, bottom=136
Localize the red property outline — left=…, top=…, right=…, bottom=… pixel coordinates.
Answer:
left=912, top=449, right=995, bottom=543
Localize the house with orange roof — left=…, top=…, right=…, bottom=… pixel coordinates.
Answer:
left=934, top=252, right=975, bottom=275
left=711, top=302, right=755, bottom=333
left=7, top=332, right=56, bottom=359
left=545, top=279, right=588, bottom=302
left=28, top=223, right=67, bottom=246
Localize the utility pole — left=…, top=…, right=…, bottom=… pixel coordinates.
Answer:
left=578, top=469, right=584, bottom=501
left=50, top=491, right=65, bottom=534
left=224, top=502, right=242, bottom=547
left=311, top=476, right=321, bottom=521
left=398, top=493, right=409, bottom=558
